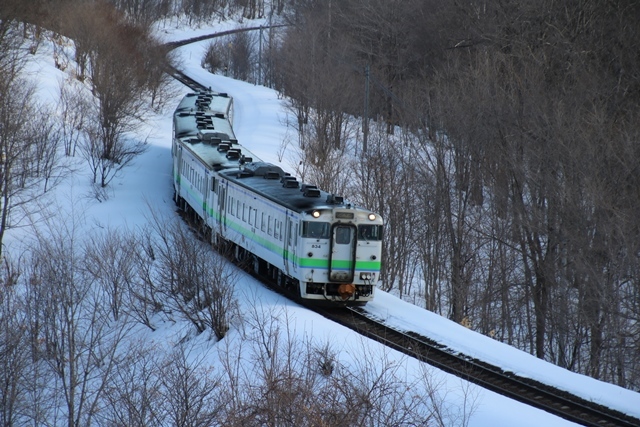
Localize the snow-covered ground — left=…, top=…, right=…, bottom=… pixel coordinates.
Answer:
left=8, top=20, right=639, bottom=427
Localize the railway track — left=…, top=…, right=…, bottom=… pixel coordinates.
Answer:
left=314, top=306, right=640, bottom=427
left=166, top=66, right=209, bottom=92
left=163, top=25, right=287, bottom=92
left=167, top=35, right=640, bottom=427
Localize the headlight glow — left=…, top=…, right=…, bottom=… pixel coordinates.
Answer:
left=368, top=213, right=376, bottom=221
left=312, top=210, right=321, bottom=218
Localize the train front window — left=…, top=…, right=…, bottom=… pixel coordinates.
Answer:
left=335, top=226, right=353, bottom=244
left=302, top=221, right=329, bottom=239
left=358, top=224, right=382, bottom=241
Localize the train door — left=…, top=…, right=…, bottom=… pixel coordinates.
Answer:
left=285, top=216, right=297, bottom=274
left=218, top=181, right=227, bottom=231
left=173, top=143, right=182, bottom=201
left=282, top=216, right=290, bottom=275
left=329, top=224, right=356, bottom=282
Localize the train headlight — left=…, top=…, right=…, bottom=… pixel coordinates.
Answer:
left=368, top=213, right=376, bottom=221
left=312, top=210, right=321, bottom=218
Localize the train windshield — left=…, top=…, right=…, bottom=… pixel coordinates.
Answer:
left=302, top=221, right=330, bottom=239
left=358, top=224, right=383, bottom=241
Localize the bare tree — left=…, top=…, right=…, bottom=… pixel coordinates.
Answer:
left=219, top=298, right=470, bottom=426
left=84, top=24, right=149, bottom=188
left=138, top=210, right=239, bottom=340
left=0, top=257, right=30, bottom=427
left=59, top=2, right=178, bottom=189
left=0, top=65, right=62, bottom=257
left=157, top=344, right=222, bottom=427
left=58, top=81, right=89, bottom=157
left=83, top=228, right=138, bottom=321
left=27, top=217, right=134, bottom=427
left=99, top=341, right=164, bottom=427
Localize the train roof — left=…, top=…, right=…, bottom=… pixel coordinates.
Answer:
left=173, top=92, right=354, bottom=215
left=179, top=136, right=260, bottom=171
left=218, top=162, right=351, bottom=214
left=175, top=91, right=233, bottom=118
left=174, top=111, right=237, bottom=142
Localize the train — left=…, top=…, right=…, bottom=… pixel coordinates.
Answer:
left=172, top=90, right=383, bottom=305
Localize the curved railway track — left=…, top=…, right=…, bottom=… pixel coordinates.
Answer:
left=313, top=306, right=639, bottom=427
left=168, top=35, right=640, bottom=427
left=164, top=25, right=287, bottom=92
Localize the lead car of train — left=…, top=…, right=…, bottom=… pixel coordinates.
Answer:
left=172, top=90, right=383, bottom=305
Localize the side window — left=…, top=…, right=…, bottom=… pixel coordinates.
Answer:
left=261, top=212, right=266, bottom=232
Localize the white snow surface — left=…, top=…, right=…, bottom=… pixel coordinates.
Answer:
left=8, top=20, right=639, bottom=427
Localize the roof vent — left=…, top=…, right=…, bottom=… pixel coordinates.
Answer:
left=218, top=143, right=230, bottom=152
left=197, top=131, right=219, bottom=142
left=300, top=184, right=318, bottom=193
left=239, top=155, right=253, bottom=164
left=303, top=188, right=321, bottom=197
left=264, top=171, right=280, bottom=179
left=226, top=149, right=241, bottom=159
left=326, top=194, right=344, bottom=204
left=283, top=179, right=299, bottom=188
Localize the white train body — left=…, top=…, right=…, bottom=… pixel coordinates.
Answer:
left=172, top=91, right=383, bottom=305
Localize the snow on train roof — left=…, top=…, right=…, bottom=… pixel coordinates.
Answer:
left=180, top=136, right=260, bottom=171
left=174, top=111, right=236, bottom=141
left=218, top=162, right=350, bottom=214
left=175, top=91, right=233, bottom=117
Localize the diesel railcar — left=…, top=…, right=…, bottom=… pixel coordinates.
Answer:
left=172, top=91, right=383, bottom=305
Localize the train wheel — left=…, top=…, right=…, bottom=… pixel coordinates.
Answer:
left=175, top=194, right=185, bottom=210
left=277, top=270, right=285, bottom=288
left=234, top=245, right=242, bottom=262
left=252, top=255, right=264, bottom=276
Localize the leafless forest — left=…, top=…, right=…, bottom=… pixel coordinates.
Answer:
left=269, top=0, right=640, bottom=391
left=1, top=3, right=639, bottom=424
left=205, top=0, right=640, bottom=391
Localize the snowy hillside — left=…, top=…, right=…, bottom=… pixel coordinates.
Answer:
left=4, top=21, right=638, bottom=427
